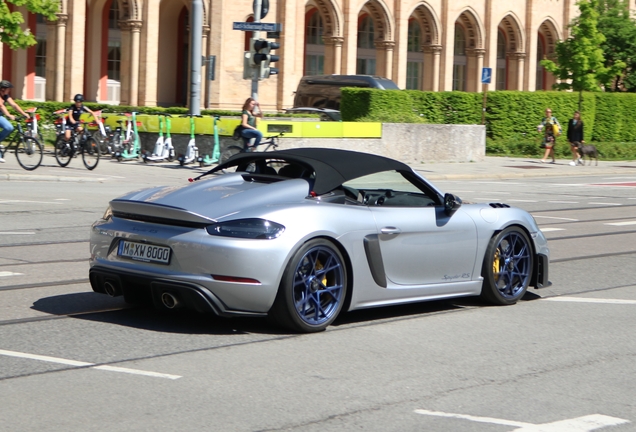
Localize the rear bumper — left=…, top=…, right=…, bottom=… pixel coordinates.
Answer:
left=532, top=253, right=551, bottom=289
left=89, top=266, right=267, bottom=318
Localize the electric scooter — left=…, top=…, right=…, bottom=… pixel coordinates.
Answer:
left=114, top=112, right=142, bottom=162
left=177, top=115, right=199, bottom=166
left=197, top=115, right=221, bottom=167
left=142, top=114, right=174, bottom=163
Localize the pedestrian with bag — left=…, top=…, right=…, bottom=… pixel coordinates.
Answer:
left=239, top=97, right=263, bottom=151
left=567, top=110, right=584, bottom=166
left=538, top=108, right=561, bottom=164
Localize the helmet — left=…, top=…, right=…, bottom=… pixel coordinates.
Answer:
left=0, top=80, right=13, bottom=89
left=74, top=94, right=84, bottom=102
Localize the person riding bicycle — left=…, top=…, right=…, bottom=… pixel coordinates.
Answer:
left=64, top=94, right=100, bottom=142
left=240, top=97, right=263, bottom=151
left=0, top=80, right=30, bottom=163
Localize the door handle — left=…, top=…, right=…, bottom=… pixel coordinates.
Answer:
left=380, top=227, right=401, bottom=235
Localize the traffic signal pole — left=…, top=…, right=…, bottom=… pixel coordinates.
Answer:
left=251, top=0, right=262, bottom=102
left=189, top=0, right=203, bottom=115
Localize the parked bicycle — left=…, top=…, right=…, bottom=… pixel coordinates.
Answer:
left=219, top=132, right=284, bottom=164
left=90, top=110, right=119, bottom=156
left=54, top=120, right=100, bottom=170
left=0, top=117, right=43, bottom=170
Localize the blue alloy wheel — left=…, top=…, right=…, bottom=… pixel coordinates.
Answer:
left=272, top=239, right=347, bottom=332
left=481, top=226, right=533, bottom=305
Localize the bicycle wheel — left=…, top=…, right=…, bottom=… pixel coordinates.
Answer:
left=92, top=130, right=110, bottom=155
left=15, top=136, right=43, bottom=171
left=220, top=146, right=243, bottom=164
left=82, top=137, right=100, bottom=170
left=54, top=135, right=73, bottom=167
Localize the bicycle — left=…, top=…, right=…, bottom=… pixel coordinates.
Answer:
left=0, top=117, right=44, bottom=170
left=89, top=110, right=119, bottom=156
left=219, top=132, right=284, bottom=164
left=53, top=120, right=100, bottom=170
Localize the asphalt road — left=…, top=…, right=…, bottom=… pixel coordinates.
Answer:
left=1, top=156, right=635, bottom=431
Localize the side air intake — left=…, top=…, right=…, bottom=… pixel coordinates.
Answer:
left=489, top=203, right=510, bottom=208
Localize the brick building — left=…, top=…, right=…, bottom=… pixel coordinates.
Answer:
left=2, top=0, right=624, bottom=112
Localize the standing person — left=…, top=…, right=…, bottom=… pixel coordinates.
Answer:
left=567, top=111, right=584, bottom=166
left=539, top=108, right=561, bottom=164
left=240, top=97, right=263, bottom=151
left=0, top=80, right=30, bottom=163
left=64, top=94, right=100, bottom=142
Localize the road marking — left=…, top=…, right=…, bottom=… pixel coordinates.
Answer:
left=605, top=221, right=636, bottom=226
left=588, top=202, right=622, bottom=206
left=0, top=231, right=36, bottom=235
left=0, top=200, right=61, bottom=205
left=414, top=410, right=629, bottom=431
left=540, top=228, right=565, bottom=232
left=544, top=297, right=636, bottom=305
left=0, top=349, right=181, bottom=380
left=0, top=271, right=24, bottom=277
left=548, top=200, right=579, bottom=204
left=533, top=215, right=579, bottom=221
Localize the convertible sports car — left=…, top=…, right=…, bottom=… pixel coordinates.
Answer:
left=89, top=148, right=550, bottom=332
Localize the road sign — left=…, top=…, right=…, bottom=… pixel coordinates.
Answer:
left=233, top=22, right=282, bottom=32
left=481, top=67, right=492, bottom=84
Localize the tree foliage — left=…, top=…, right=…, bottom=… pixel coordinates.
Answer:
left=541, top=0, right=625, bottom=93
left=0, top=0, right=58, bottom=49
left=595, top=0, right=636, bottom=92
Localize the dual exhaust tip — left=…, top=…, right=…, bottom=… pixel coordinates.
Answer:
left=103, top=280, right=180, bottom=310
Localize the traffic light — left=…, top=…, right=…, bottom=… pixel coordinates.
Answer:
left=252, top=38, right=280, bottom=79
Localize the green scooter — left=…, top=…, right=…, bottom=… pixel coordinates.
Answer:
left=114, top=111, right=142, bottom=162
left=197, top=115, right=221, bottom=167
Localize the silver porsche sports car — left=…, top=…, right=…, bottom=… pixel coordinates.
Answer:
left=89, top=148, right=550, bottom=332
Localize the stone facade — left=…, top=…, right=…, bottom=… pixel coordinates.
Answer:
left=3, top=0, right=628, bottom=111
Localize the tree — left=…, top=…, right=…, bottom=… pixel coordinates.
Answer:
left=541, top=0, right=625, bottom=108
left=0, top=0, right=59, bottom=50
left=596, top=0, right=636, bottom=92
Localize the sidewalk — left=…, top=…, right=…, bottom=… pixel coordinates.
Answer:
left=2, top=153, right=636, bottom=183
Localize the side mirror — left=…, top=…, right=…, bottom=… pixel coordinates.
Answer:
left=443, top=193, right=462, bottom=215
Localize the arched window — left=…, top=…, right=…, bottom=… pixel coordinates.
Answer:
left=305, top=9, right=324, bottom=76
left=356, top=15, right=376, bottom=74
left=496, top=29, right=507, bottom=90
left=453, top=24, right=466, bottom=91
left=106, top=0, right=121, bottom=103
left=406, top=20, right=422, bottom=90
left=536, top=36, right=545, bottom=90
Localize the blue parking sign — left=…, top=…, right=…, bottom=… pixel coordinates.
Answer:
left=481, top=68, right=492, bottom=84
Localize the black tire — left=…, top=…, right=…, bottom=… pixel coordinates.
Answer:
left=110, top=134, right=122, bottom=156
left=54, top=135, right=73, bottom=167
left=269, top=239, right=347, bottom=333
left=219, top=146, right=243, bottom=164
left=480, top=226, right=533, bottom=305
left=81, top=137, right=100, bottom=170
left=15, top=137, right=43, bottom=171
left=92, top=130, right=110, bottom=155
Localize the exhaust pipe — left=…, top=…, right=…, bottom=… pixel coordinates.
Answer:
left=103, top=280, right=121, bottom=297
left=161, top=292, right=180, bottom=309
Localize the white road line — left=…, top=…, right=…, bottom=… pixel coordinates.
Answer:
left=544, top=297, right=636, bottom=305
left=0, top=232, right=36, bottom=235
left=533, top=215, right=579, bottom=221
left=0, top=271, right=24, bottom=277
left=548, top=200, right=579, bottom=204
left=414, top=410, right=629, bottom=431
left=0, top=349, right=181, bottom=380
left=0, top=200, right=61, bottom=205
left=540, top=228, right=566, bottom=232
left=605, top=221, right=636, bottom=226
left=588, top=202, right=622, bottom=206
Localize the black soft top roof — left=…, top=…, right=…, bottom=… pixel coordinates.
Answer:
left=207, top=148, right=412, bottom=195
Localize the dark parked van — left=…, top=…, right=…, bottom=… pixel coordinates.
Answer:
left=293, top=75, right=400, bottom=110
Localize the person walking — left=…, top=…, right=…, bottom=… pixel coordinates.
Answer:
left=539, top=108, right=561, bottom=164
left=567, top=111, right=584, bottom=166
left=240, top=97, right=263, bottom=151
left=0, top=80, right=30, bottom=163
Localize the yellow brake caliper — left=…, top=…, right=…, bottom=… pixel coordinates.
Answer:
left=493, top=249, right=500, bottom=282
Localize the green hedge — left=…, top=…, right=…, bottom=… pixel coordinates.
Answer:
left=341, top=88, right=636, bottom=144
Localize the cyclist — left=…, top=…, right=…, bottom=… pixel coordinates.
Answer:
left=0, top=80, right=30, bottom=162
left=64, top=94, right=100, bottom=142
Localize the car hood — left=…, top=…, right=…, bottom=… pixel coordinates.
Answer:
left=110, top=173, right=312, bottom=223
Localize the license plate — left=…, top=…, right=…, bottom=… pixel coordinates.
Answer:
left=118, top=240, right=171, bottom=264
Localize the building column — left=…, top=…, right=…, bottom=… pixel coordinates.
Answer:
left=54, top=13, right=68, bottom=101
left=341, top=5, right=358, bottom=75
left=375, top=40, right=395, bottom=79
left=323, top=36, right=344, bottom=75
left=509, top=52, right=526, bottom=90
left=423, top=44, right=442, bottom=91
left=466, top=48, right=485, bottom=92
left=119, top=20, right=143, bottom=106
